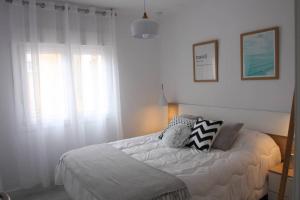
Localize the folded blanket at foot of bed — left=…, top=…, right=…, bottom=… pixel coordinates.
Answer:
left=55, top=144, right=191, bottom=200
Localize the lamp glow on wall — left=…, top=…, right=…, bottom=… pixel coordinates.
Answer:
left=131, top=0, right=159, bottom=39
left=158, top=84, right=178, bottom=122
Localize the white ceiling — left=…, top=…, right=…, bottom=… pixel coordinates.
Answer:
left=56, top=0, right=190, bottom=14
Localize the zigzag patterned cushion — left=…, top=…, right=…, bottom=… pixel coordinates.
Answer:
left=159, top=116, right=197, bottom=139
left=186, top=118, right=223, bottom=152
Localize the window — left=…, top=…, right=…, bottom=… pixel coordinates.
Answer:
left=72, top=52, right=109, bottom=118
left=25, top=44, right=108, bottom=123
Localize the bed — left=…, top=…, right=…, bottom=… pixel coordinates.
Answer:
left=55, top=104, right=290, bottom=200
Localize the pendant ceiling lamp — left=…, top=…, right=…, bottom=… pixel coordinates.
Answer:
left=131, top=0, right=159, bottom=39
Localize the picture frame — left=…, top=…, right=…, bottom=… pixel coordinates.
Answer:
left=193, top=40, right=218, bottom=82
left=241, top=27, right=279, bottom=80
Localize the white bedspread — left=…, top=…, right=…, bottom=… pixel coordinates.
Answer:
left=56, top=129, right=281, bottom=200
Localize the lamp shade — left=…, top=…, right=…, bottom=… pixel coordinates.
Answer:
left=131, top=18, right=159, bottom=39
left=168, top=103, right=178, bottom=122
left=158, top=91, right=168, bottom=106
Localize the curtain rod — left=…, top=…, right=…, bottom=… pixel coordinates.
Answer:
left=5, top=0, right=114, bottom=15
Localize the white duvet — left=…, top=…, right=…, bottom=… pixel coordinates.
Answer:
left=56, top=129, right=281, bottom=200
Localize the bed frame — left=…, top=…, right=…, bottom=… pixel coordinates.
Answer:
left=177, top=103, right=290, bottom=160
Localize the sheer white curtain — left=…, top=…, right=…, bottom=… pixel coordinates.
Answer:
left=8, top=0, right=122, bottom=189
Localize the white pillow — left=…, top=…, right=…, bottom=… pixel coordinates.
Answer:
left=159, top=116, right=197, bottom=139
left=162, top=124, right=191, bottom=148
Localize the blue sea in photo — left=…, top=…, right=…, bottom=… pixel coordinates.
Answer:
left=244, top=52, right=274, bottom=76
left=243, top=30, right=275, bottom=77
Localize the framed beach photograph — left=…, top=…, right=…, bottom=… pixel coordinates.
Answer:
left=241, top=27, right=279, bottom=80
left=193, top=40, right=218, bottom=82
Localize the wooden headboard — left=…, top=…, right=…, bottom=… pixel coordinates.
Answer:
left=267, top=134, right=288, bottom=160
left=176, top=103, right=290, bottom=160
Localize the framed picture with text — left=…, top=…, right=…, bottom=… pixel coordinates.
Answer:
left=193, top=40, right=218, bottom=82
left=241, top=27, right=279, bottom=80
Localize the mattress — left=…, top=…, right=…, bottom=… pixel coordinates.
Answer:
left=56, top=128, right=281, bottom=200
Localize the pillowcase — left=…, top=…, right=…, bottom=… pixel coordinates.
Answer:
left=212, top=122, right=244, bottom=151
left=159, top=116, right=197, bottom=139
left=186, top=118, right=223, bottom=152
left=162, top=124, right=191, bottom=148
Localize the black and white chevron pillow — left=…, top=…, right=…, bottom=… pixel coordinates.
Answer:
left=186, top=118, right=223, bottom=152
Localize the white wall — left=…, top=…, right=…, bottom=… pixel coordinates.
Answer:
left=116, top=13, right=164, bottom=138
left=159, top=0, right=295, bottom=113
